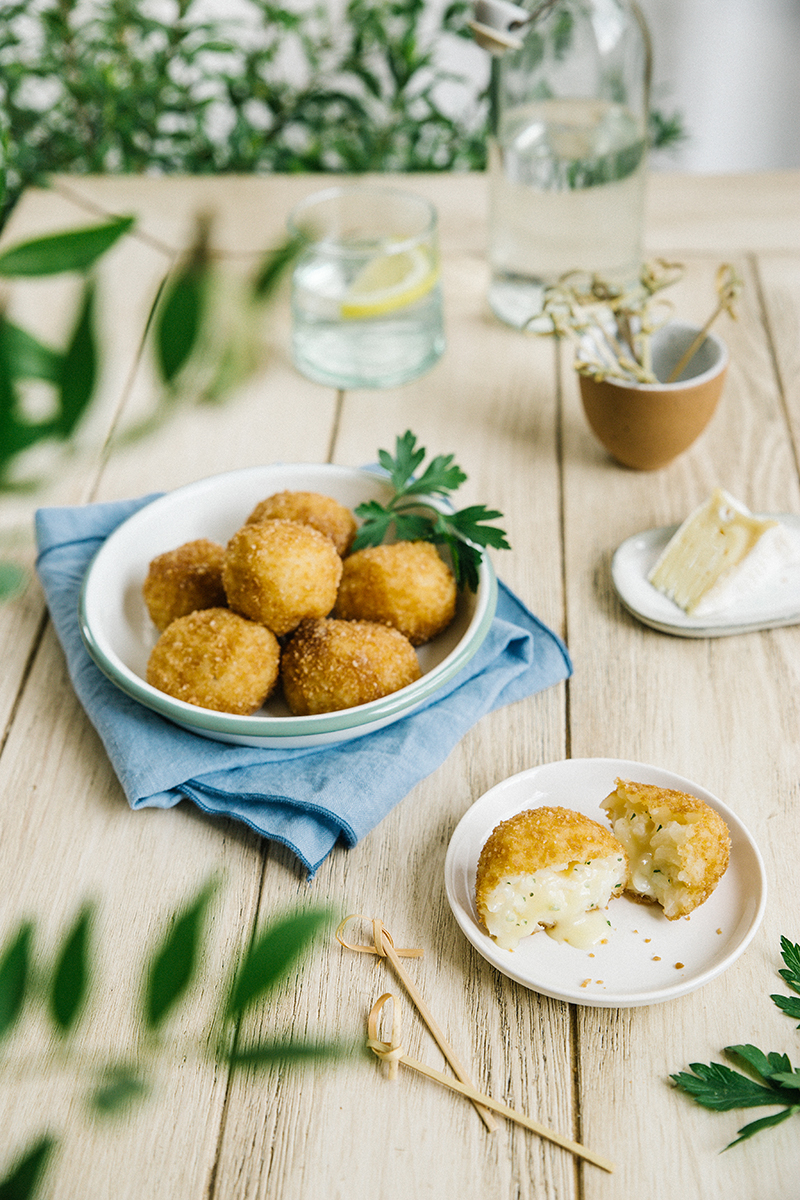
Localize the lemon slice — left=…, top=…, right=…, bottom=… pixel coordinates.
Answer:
left=341, top=245, right=438, bottom=319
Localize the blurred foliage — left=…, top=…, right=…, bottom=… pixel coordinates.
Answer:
left=0, top=881, right=343, bottom=1199
left=0, top=0, right=485, bottom=226
left=0, top=216, right=132, bottom=490
left=0, top=213, right=302, bottom=597
left=0, top=0, right=684, bottom=227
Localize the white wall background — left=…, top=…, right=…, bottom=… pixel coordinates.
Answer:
left=637, top=0, right=800, bottom=172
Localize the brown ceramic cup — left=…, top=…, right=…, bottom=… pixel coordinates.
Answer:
left=578, top=322, right=729, bottom=471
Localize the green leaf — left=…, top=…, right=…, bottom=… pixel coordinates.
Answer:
left=0, top=921, right=33, bottom=1042
left=352, top=432, right=508, bottom=591
left=226, top=908, right=331, bottom=1020
left=0, top=216, right=134, bottom=277
left=402, top=454, right=467, bottom=498
left=351, top=500, right=396, bottom=548
left=390, top=511, right=440, bottom=543
left=49, top=904, right=93, bottom=1034
left=778, top=935, right=800, bottom=993
left=726, top=1106, right=800, bottom=1149
left=0, top=1135, right=56, bottom=1200
left=154, top=219, right=210, bottom=387
left=771, top=992, right=800, bottom=1025
left=0, top=562, right=27, bottom=601
left=768, top=1070, right=800, bottom=1092
left=670, top=1061, right=785, bottom=1111
left=143, top=881, right=215, bottom=1029
left=449, top=504, right=511, bottom=550
left=447, top=537, right=483, bottom=591
left=0, top=317, right=29, bottom=473
left=228, top=1038, right=342, bottom=1068
left=251, top=232, right=305, bottom=300
left=726, top=1044, right=792, bottom=1084
left=89, top=1065, right=149, bottom=1115
left=53, top=279, right=97, bottom=439
left=2, top=322, right=62, bottom=384
left=379, top=430, right=425, bottom=490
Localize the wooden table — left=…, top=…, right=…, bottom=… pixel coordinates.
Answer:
left=1, top=168, right=799, bottom=1200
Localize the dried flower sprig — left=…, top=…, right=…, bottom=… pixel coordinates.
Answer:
left=533, top=260, right=742, bottom=385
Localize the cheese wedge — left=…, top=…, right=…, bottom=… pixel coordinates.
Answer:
left=647, top=488, right=788, bottom=616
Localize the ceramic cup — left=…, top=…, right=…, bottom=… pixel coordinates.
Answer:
left=578, top=321, right=729, bottom=471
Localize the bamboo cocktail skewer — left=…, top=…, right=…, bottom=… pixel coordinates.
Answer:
left=367, top=993, right=614, bottom=1174
left=336, top=915, right=497, bottom=1132
left=665, top=263, right=742, bottom=382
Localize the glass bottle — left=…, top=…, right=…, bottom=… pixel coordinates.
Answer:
left=479, top=0, right=651, bottom=328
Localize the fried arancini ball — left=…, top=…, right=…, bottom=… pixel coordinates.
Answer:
left=333, top=540, right=457, bottom=646
left=142, top=538, right=227, bottom=632
left=146, top=607, right=280, bottom=715
left=475, top=807, right=628, bottom=951
left=280, top=617, right=421, bottom=715
left=222, top=519, right=342, bottom=637
left=601, top=778, right=731, bottom=920
left=245, top=490, right=357, bottom=556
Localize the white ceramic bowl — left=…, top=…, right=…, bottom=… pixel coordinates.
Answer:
left=79, top=464, right=498, bottom=748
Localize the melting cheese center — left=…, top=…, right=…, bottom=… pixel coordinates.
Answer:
left=481, top=857, right=625, bottom=951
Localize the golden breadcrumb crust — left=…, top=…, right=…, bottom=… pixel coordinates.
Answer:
left=146, top=607, right=280, bottom=714
left=280, top=616, right=420, bottom=715
left=245, top=490, right=357, bottom=556
left=601, top=778, right=731, bottom=919
left=334, top=540, right=457, bottom=645
left=222, top=518, right=342, bottom=636
left=142, top=538, right=227, bottom=632
left=475, top=806, right=627, bottom=912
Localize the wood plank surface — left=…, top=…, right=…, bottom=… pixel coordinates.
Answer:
left=0, top=170, right=799, bottom=1200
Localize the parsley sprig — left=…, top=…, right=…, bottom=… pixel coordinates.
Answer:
left=352, top=431, right=510, bottom=591
left=671, top=936, right=800, bottom=1148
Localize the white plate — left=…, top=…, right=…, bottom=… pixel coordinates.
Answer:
left=79, top=463, right=497, bottom=748
left=612, top=513, right=800, bottom=637
left=444, top=758, right=766, bottom=1008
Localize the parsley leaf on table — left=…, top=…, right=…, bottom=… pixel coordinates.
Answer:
left=353, top=431, right=510, bottom=591
left=771, top=934, right=800, bottom=1026
left=670, top=936, right=800, bottom=1148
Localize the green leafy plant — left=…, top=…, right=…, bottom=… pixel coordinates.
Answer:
left=0, top=881, right=344, bottom=1200
left=671, top=936, right=800, bottom=1148
left=353, top=429, right=510, bottom=591
left=0, top=0, right=486, bottom=226
left=0, top=0, right=685, bottom=228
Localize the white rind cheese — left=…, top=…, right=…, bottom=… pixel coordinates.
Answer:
left=647, top=488, right=798, bottom=616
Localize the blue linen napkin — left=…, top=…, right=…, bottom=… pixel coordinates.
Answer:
left=35, top=495, right=571, bottom=877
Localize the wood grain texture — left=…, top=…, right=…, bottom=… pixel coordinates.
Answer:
left=0, top=171, right=799, bottom=1200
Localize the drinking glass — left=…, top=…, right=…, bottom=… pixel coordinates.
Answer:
left=288, top=185, right=445, bottom=389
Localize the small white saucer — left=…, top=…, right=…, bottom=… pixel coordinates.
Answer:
left=612, top=513, right=800, bottom=638
left=444, top=758, right=766, bottom=1008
